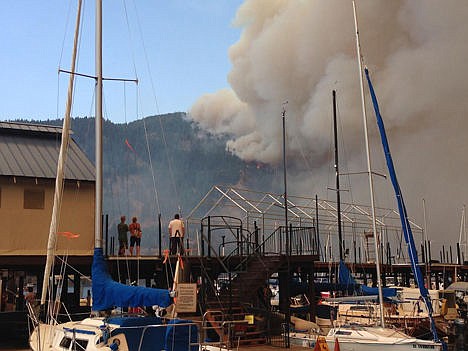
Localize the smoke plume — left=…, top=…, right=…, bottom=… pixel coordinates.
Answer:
left=189, top=0, right=468, bottom=253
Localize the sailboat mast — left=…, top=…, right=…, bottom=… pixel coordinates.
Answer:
left=461, top=205, right=468, bottom=263
left=423, top=199, right=430, bottom=285
left=41, top=0, right=82, bottom=306
left=95, top=0, right=103, bottom=249
left=459, top=204, right=467, bottom=261
left=352, top=0, right=385, bottom=327
left=333, top=90, right=343, bottom=261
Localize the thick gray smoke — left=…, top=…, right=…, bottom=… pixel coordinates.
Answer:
left=189, top=0, right=468, bottom=254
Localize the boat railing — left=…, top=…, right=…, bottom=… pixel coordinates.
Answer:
left=111, top=319, right=221, bottom=351
left=26, top=299, right=86, bottom=327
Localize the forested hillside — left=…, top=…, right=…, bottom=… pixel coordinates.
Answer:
left=33, top=113, right=280, bottom=237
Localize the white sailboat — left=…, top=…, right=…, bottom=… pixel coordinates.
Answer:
left=321, top=2, right=444, bottom=350
left=28, top=2, right=226, bottom=351
left=290, top=2, right=444, bottom=350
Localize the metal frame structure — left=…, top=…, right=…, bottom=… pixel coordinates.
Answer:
left=185, top=185, right=423, bottom=263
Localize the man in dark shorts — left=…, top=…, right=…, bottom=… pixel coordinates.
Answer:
left=117, top=215, right=129, bottom=256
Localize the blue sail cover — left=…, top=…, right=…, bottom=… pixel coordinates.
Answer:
left=338, top=260, right=396, bottom=298
left=92, top=248, right=171, bottom=311
left=364, top=68, right=442, bottom=346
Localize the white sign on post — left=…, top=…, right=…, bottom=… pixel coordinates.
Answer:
left=175, top=283, right=197, bottom=313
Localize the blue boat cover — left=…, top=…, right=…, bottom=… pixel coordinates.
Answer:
left=92, top=248, right=171, bottom=311
left=338, top=260, right=396, bottom=298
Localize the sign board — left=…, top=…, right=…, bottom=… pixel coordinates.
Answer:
left=175, top=283, right=197, bottom=313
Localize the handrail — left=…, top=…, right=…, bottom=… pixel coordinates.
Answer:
left=199, top=215, right=319, bottom=317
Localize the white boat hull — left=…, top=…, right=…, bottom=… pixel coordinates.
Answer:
left=329, top=326, right=443, bottom=351
left=289, top=326, right=443, bottom=351
left=29, top=323, right=56, bottom=351
left=326, top=339, right=442, bottom=351
left=29, top=319, right=113, bottom=351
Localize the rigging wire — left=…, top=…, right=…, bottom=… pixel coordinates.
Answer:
left=52, top=182, right=85, bottom=308
left=55, top=252, right=68, bottom=320
left=122, top=0, right=162, bottom=219
left=55, top=256, right=92, bottom=282
left=119, top=1, right=159, bottom=276
left=129, top=0, right=181, bottom=212
left=101, top=77, right=136, bottom=280
left=57, top=0, right=76, bottom=71
left=164, top=254, right=176, bottom=293
left=121, top=0, right=139, bottom=83
left=117, top=0, right=167, bottom=254
left=143, top=116, right=163, bottom=244
left=110, top=0, right=186, bottom=256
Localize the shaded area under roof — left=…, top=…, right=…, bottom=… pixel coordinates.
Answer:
left=0, top=121, right=94, bottom=181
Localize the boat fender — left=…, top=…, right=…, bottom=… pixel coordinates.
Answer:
left=109, top=340, right=119, bottom=351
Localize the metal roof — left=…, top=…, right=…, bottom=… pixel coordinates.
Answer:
left=0, top=121, right=94, bottom=181
left=446, top=281, right=468, bottom=292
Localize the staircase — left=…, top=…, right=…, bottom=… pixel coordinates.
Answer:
left=204, top=255, right=282, bottom=347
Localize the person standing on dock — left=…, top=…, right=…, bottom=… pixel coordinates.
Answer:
left=129, top=216, right=142, bottom=256
left=117, top=215, right=129, bottom=256
left=169, top=214, right=185, bottom=255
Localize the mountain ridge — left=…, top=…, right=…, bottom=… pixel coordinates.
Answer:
left=15, top=113, right=279, bottom=240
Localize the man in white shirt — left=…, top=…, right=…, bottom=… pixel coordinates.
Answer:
left=168, top=213, right=185, bottom=255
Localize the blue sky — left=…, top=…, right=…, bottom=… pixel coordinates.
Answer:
left=0, top=0, right=243, bottom=123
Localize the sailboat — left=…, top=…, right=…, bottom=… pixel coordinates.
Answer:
left=290, top=2, right=444, bottom=350
left=324, top=2, right=444, bottom=350
left=27, top=2, right=223, bottom=351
